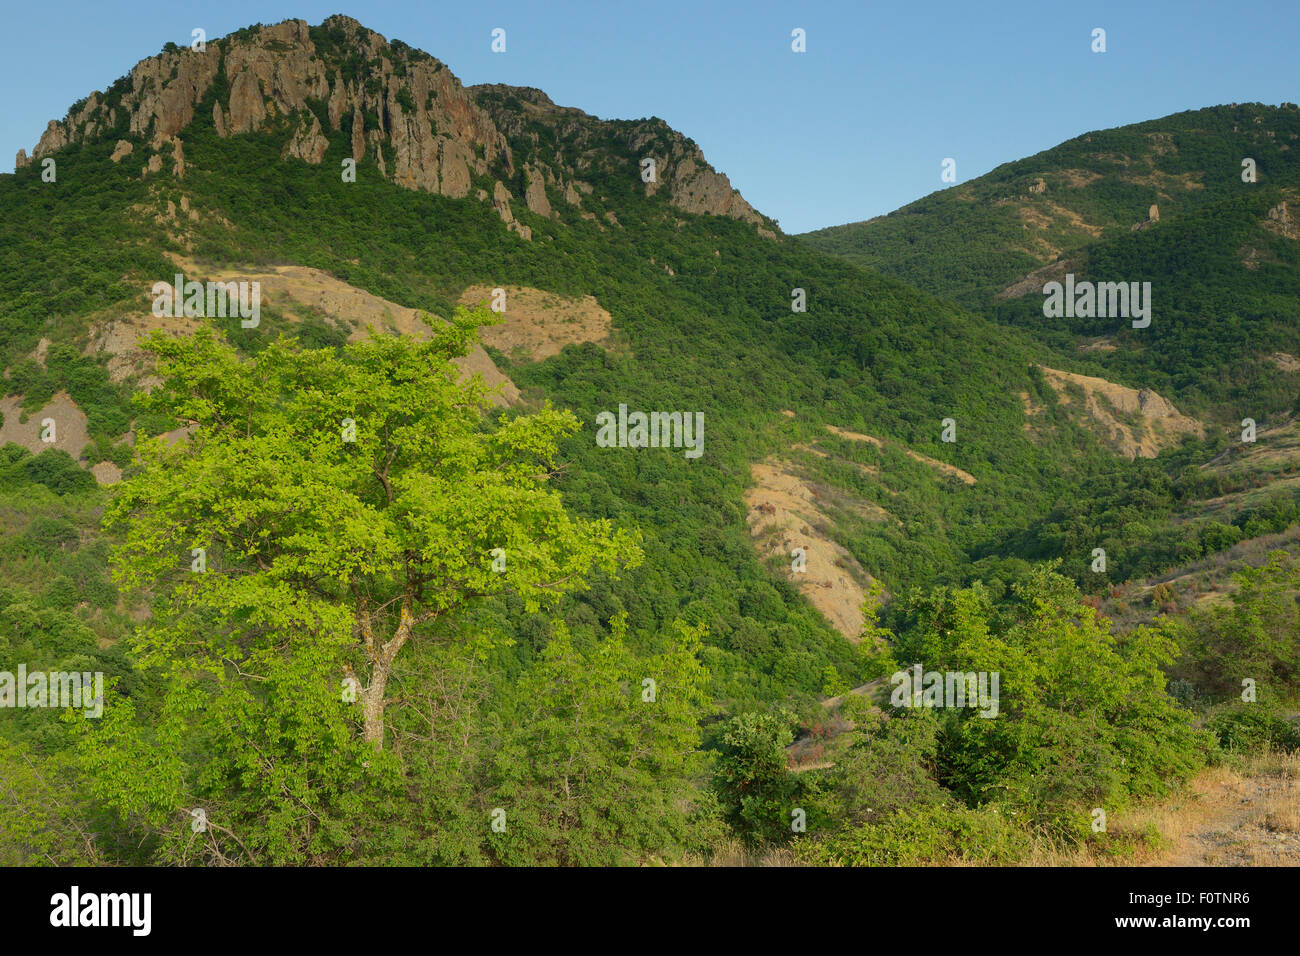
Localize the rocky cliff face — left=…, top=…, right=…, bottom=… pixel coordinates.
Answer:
left=19, top=16, right=772, bottom=237
left=469, top=83, right=766, bottom=230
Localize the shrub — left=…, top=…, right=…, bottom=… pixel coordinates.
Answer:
left=713, top=710, right=800, bottom=844
left=1206, top=703, right=1300, bottom=753
left=796, top=803, right=1026, bottom=866
left=24, top=450, right=96, bottom=496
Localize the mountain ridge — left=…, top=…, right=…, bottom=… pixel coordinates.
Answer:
left=13, top=15, right=773, bottom=239
left=799, top=102, right=1300, bottom=306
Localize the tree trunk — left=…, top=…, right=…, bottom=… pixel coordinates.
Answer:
left=359, top=597, right=415, bottom=750
left=361, top=662, right=390, bottom=749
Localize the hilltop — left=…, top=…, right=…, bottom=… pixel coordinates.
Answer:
left=800, top=105, right=1300, bottom=420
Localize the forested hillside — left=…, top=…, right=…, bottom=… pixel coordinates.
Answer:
left=1, top=19, right=1296, bottom=867
left=801, top=105, right=1300, bottom=419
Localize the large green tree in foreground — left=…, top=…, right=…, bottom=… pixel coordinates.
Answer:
left=107, top=309, right=640, bottom=751
left=74, top=310, right=721, bottom=863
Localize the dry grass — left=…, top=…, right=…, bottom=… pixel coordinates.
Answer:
left=1023, top=750, right=1300, bottom=867
left=679, top=752, right=1300, bottom=867
left=682, top=838, right=799, bottom=868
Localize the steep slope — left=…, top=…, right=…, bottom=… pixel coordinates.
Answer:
left=14, top=16, right=773, bottom=239
left=0, top=16, right=1249, bottom=720
left=800, top=103, right=1300, bottom=309
left=801, top=106, right=1300, bottom=423
left=990, top=187, right=1300, bottom=420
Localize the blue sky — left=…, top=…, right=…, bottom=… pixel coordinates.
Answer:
left=2, top=0, right=1296, bottom=232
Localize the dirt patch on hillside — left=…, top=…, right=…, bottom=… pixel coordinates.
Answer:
left=826, top=425, right=883, bottom=448
left=1036, top=365, right=1204, bottom=459
left=1262, top=199, right=1299, bottom=240
left=1147, top=755, right=1300, bottom=867
left=145, top=255, right=520, bottom=404
left=1078, top=337, right=1118, bottom=352
left=0, top=392, right=90, bottom=460
left=457, top=284, right=613, bottom=361
left=90, top=461, right=122, bottom=485
left=826, top=425, right=976, bottom=484
left=994, top=258, right=1080, bottom=302
left=1127, top=168, right=1205, bottom=191
left=1043, top=201, right=1103, bottom=237
left=1058, top=168, right=1103, bottom=188
left=1018, top=390, right=1046, bottom=428
left=1002, top=200, right=1099, bottom=252
left=86, top=311, right=201, bottom=386
left=745, top=459, right=878, bottom=642
left=796, top=441, right=885, bottom=480
left=1013, top=203, right=1053, bottom=232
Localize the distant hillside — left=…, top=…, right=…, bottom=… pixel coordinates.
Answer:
left=800, top=105, right=1300, bottom=421
left=1, top=15, right=1137, bottom=721
left=800, top=103, right=1300, bottom=306
left=1, top=16, right=1293, bottom=701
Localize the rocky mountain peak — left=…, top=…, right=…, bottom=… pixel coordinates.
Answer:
left=19, top=17, right=772, bottom=238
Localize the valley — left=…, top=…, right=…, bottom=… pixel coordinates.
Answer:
left=0, top=15, right=1296, bottom=871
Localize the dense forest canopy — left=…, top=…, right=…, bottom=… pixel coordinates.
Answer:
left=1, top=22, right=1297, bottom=866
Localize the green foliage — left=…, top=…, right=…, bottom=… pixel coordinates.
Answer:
left=18, top=449, right=96, bottom=496
left=0, top=737, right=109, bottom=865
left=713, top=709, right=803, bottom=843
left=82, top=318, right=669, bottom=863
left=486, top=617, right=718, bottom=864
left=891, top=567, right=1210, bottom=832
left=1170, top=551, right=1300, bottom=698
left=1205, top=701, right=1300, bottom=753
left=818, top=708, right=949, bottom=822
left=796, top=803, right=1026, bottom=866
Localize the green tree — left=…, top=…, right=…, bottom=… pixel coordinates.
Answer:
left=488, top=615, right=716, bottom=864
left=106, top=311, right=640, bottom=749
left=1173, top=551, right=1300, bottom=698
left=83, top=313, right=643, bottom=861
left=713, top=709, right=800, bottom=843
left=893, top=566, right=1208, bottom=838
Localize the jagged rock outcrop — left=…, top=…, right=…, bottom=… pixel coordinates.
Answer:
left=664, top=155, right=760, bottom=221
left=17, top=15, right=773, bottom=236
left=1264, top=199, right=1298, bottom=239
left=33, top=119, right=70, bottom=158
left=472, top=82, right=768, bottom=227
left=350, top=107, right=365, bottom=163
left=171, top=136, right=185, bottom=178
left=227, top=69, right=267, bottom=135
left=127, top=48, right=220, bottom=144
left=524, top=164, right=552, bottom=217
left=491, top=179, right=531, bottom=240
left=283, top=113, right=329, bottom=164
